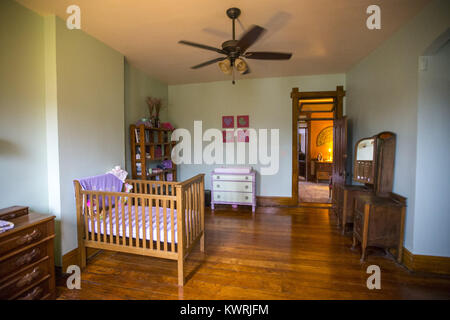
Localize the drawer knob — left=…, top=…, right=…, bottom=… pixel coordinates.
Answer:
left=216, top=184, right=220, bottom=188
left=217, top=195, right=220, bottom=199
left=16, top=248, right=40, bottom=267
left=245, top=196, right=249, bottom=200
left=245, top=176, right=249, bottom=180
left=17, top=229, right=41, bottom=245
left=245, top=185, right=248, bottom=189
left=16, top=267, right=41, bottom=288
left=18, top=286, right=43, bottom=300
left=217, top=176, right=220, bottom=179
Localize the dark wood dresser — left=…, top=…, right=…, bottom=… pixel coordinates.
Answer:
left=352, top=194, right=406, bottom=262
left=0, top=207, right=56, bottom=300
left=313, top=160, right=333, bottom=182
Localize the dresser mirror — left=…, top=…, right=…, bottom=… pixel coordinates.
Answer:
left=356, top=138, right=374, bottom=161
left=353, top=132, right=396, bottom=194
left=354, top=137, right=376, bottom=184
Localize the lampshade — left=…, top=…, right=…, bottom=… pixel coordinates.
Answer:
left=218, top=59, right=232, bottom=75
left=234, top=58, right=248, bottom=74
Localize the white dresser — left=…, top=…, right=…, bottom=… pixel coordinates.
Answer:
left=211, top=168, right=256, bottom=212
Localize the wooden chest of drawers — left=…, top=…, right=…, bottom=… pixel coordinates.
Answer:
left=0, top=209, right=56, bottom=300
left=313, top=161, right=333, bottom=182
left=352, top=194, right=406, bottom=262
left=211, top=170, right=256, bottom=212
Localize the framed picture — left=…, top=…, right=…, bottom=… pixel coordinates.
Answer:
left=222, top=116, right=234, bottom=128
left=222, top=130, right=235, bottom=143
left=237, top=129, right=250, bottom=143
left=237, top=115, right=249, bottom=128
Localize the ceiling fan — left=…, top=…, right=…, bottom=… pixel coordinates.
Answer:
left=178, top=7, right=292, bottom=84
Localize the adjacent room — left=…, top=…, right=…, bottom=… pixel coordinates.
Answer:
left=1, top=0, right=449, bottom=301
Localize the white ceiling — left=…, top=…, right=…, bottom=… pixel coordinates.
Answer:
left=17, top=0, right=430, bottom=85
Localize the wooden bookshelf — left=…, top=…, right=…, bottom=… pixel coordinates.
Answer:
left=130, top=124, right=177, bottom=181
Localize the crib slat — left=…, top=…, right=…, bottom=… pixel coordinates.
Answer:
left=156, top=197, right=160, bottom=250
left=195, top=183, right=199, bottom=238
left=189, top=187, right=193, bottom=246
left=192, top=184, right=196, bottom=239
left=193, top=184, right=196, bottom=240
left=197, top=182, right=201, bottom=237
left=135, top=195, right=139, bottom=248
left=149, top=196, right=153, bottom=249
left=196, top=183, right=200, bottom=238
left=102, top=195, right=107, bottom=243
left=89, top=194, right=94, bottom=241
left=183, top=188, right=191, bottom=247
left=94, top=194, right=100, bottom=242
left=163, top=199, right=167, bottom=251
left=128, top=197, right=133, bottom=247
left=83, top=193, right=88, bottom=241
left=171, top=199, right=175, bottom=252
left=116, top=196, right=121, bottom=245
left=142, top=195, right=147, bottom=249
left=109, top=196, right=114, bottom=243
left=121, top=196, right=126, bottom=246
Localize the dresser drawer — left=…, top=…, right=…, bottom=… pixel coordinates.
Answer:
left=0, top=221, right=48, bottom=256
left=15, top=276, right=51, bottom=300
left=0, top=257, right=50, bottom=299
left=213, top=181, right=252, bottom=192
left=213, top=174, right=253, bottom=182
left=0, top=241, right=49, bottom=279
left=213, top=191, right=253, bottom=204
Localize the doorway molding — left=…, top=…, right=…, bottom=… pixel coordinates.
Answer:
left=289, top=86, right=345, bottom=206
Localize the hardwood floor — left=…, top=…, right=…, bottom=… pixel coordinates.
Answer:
left=57, top=206, right=450, bottom=300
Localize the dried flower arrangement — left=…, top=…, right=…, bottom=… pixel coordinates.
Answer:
left=146, top=96, right=162, bottom=127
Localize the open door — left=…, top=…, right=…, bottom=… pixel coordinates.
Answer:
left=291, top=86, right=345, bottom=206
left=332, top=116, right=348, bottom=194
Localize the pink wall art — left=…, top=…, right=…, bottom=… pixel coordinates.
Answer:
left=222, top=116, right=234, bottom=128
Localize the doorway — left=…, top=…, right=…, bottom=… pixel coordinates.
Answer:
left=298, top=101, right=334, bottom=203
left=290, top=86, right=346, bottom=206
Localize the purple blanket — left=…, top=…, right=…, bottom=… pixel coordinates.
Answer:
left=79, top=173, right=123, bottom=208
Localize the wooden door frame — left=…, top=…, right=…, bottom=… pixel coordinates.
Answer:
left=290, top=86, right=345, bottom=205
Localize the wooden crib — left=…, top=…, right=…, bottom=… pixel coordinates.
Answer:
left=73, top=174, right=205, bottom=286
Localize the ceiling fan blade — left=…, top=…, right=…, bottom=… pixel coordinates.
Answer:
left=179, top=40, right=226, bottom=54
left=245, top=51, right=292, bottom=60
left=191, top=57, right=227, bottom=69
left=236, top=25, right=266, bottom=53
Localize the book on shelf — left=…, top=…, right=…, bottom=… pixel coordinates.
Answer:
left=135, top=128, right=150, bottom=143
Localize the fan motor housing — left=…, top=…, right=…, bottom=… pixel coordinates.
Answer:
left=221, top=40, right=239, bottom=54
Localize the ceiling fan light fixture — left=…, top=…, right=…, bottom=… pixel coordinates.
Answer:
left=178, top=7, right=292, bottom=84
left=234, top=58, right=248, bottom=74
left=218, top=59, right=232, bottom=75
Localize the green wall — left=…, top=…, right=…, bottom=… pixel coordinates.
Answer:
left=52, top=17, right=125, bottom=257
left=0, top=0, right=49, bottom=213
left=124, top=61, right=168, bottom=174
left=168, top=74, right=345, bottom=196
left=1, top=0, right=126, bottom=264
left=346, top=0, right=450, bottom=255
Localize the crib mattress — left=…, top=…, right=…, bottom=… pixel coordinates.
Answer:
left=88, top=205, right=178, bottom=244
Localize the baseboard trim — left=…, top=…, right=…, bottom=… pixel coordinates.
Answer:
left=402, top=247, right=450, bottom=276
left=62, top=247, right=101, bottom=271
left=256, top=196, right=294, bottom=207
